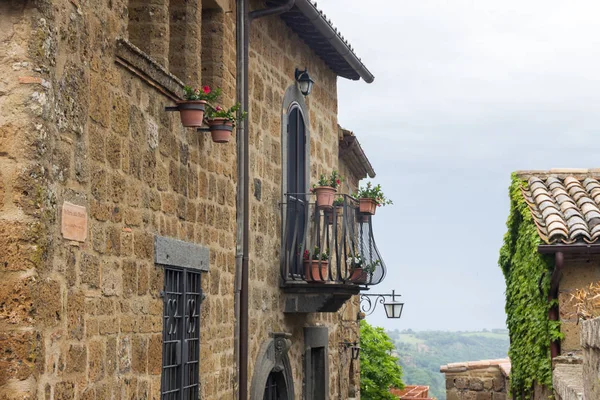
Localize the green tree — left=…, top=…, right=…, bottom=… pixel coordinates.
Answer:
left=360, top=320, right=404, bottom=399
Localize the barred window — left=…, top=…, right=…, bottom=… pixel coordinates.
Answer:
left=161, top=267, right=203, bottom=400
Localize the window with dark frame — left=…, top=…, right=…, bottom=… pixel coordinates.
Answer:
left=310, top=347, right=326, bottom=400
left=161, top=267, right=203, bottom=400
left=285, top=105, right=307, bottom=275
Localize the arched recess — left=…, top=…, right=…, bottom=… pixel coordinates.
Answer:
left=250, top=333, right=295, bottom=400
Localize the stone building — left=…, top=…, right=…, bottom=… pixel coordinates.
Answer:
left=0, top=0, right=389, bottom=399
left=498, top=169, right=600, bottom=399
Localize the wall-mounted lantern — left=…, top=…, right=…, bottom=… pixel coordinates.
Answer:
left=359, top=290, right=404, bottom=319
left=295, top=67, right=314, bottom=96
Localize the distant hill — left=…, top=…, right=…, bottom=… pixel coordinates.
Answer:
left=387, top=329, right=509, bottom=400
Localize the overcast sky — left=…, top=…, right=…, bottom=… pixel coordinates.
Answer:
left=315, top=0, right=600, bottom=331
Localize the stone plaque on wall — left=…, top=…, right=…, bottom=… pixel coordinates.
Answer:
left=61, top=201, right=88, bottom=242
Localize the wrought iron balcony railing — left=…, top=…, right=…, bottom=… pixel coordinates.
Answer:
left=280, top=194, right=386, bottom=287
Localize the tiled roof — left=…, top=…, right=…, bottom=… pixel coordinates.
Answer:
left=390, top=385, right=433, bottom=399
left=266, top=0, right=373, bottom=81
left=338, top=126, right=376, bottom=180
left=517, top=169, right=600, bottom=244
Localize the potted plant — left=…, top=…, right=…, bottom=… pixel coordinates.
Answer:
left=205, top=103, right=247, bottom=143
left=176, top=85, right=221, bottom=127
left=311, top=171, right=343, bottom=208
left=303, top=246, right=329, bottom=282
left=347, top=254, right=380, bottom=284
left=325, top=197, right=345, bottom=225
left=355, top=182, right=393, bottom=216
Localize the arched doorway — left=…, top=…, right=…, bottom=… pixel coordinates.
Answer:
left=250, top=333, right=295, bottom=400
left=263, top=370, right=288, bottom=400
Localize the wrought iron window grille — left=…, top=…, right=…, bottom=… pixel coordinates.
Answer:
left=161, top=267, right=203, bottom=400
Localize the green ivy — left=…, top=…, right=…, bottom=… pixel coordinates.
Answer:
left=498, top=174, right=562, bottom=399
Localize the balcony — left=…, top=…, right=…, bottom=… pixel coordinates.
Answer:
left=280, top=194, right=387, bottom=313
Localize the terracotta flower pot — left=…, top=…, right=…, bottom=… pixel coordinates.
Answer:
left=176, top=100, right=206, bottom=127
left=350, top=268, right=368, bottom=284
left=359, top=198, right=378, bottom=215
left=313, top=186, right=336, bottom=208
left=304, top=260, right=328, bottom=282
left=207, top=118, right=233, bottom=143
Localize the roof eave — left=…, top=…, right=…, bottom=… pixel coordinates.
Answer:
left=294, top=0, right=374, bottom=83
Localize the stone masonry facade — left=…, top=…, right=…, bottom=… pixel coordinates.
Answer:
left=0, top=0, right=364, bottom=399
left=440, top=359, right=509, bottom=400
left=556, top=254, right=600, bottom=354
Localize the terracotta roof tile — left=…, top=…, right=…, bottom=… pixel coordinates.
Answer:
left=516, top=170, right=600, bottom=244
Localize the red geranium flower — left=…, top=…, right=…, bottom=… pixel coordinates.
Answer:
left=203, top=86, right=211, bottom=94
left=336, top=179, right=341, bottom=185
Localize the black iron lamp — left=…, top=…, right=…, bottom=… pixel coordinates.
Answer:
left=295, top=68, right=314, bottom=96
left=351, top=343, right=361, bottom=361
left=360, top=290, right=404, bottom=319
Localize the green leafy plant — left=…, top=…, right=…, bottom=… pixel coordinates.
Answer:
left=303, top=246, right=329, bottom=261
left=347, top=253, right=380, bottom=274
left=355, top=182, right=393, bottom=206
left=498, top=174, right=558, bottom=398
left=312, top=170, right=343, bottom=190
left=205, top=103, right=248, bottom=126
left=333, top=196, right=345, bottom=206
left=360, top=320, right=404, bottom=400
left=183, top=85, right=222, bottom=102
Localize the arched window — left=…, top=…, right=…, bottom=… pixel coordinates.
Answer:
left=283, top=100, right=309, bottom=275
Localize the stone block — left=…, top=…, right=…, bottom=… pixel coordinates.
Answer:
left=54, top=381, right=75, bottom=400
left=67, top=289, right=85, bottom=340
left=122, top=260, right=137, bottom=298
left=0, top=274, right=34, bottom=326
left=66, top=344, right=87, bottom=373
left=0, top=221, right=36, bottom=271
left=561, top=321, right=582, bottom=353
left=88, top=339, right=105, bottom=382
left=79, top=253, right=100, bottom=288
left=476, top=393, right=492, bottom=400
left=131, top=335, right=148, bottom=374
left=111, top=93, right=129, bottom=136
left=492, top=393, right=506, bottom=400
left=118, top=336, right=131, bottom=374
left=89, top=74, right=111, bottom=127
left=102, top=260, right=122, bottom=297
left=469, top=378, right=484, bottom=391
left=134, top=230, right=153, bottom=260
left=107, top=336, right=117, bottom=376
left=455, top=377, right=469, bottom=390
left=148, top=334, right=162, bottom=375
left=0, top=330, right=37, bottom=385
left=492, top=377, right=505, bottom=392
left=35, top=279, right=62, bottom=328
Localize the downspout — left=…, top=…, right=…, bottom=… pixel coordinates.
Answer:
left=235, top=1, right=295, bottom=399
left=548, top=251, right=564, bottom=358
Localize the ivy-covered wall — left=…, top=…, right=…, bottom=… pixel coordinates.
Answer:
left=498, top=174, right=561, bottom=398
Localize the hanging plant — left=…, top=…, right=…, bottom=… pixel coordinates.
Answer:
left=204, top=103, right=247, bottom=143
left=174, top=85, right=222, bottom=127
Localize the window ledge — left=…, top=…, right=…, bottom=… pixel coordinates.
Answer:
left=115, top=38, right=184, bottom=101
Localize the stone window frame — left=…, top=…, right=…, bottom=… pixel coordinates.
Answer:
left=249, top=333, right=295, bottom=400
left=154, top=236, right=210, bottom=399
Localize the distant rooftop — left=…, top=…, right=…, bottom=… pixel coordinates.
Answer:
left=390, top=385, right=433, bottom=400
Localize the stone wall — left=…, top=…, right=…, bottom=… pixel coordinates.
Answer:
left=0, top=0, right=363, bottom=398
left=440, top=359, right=509, bottom=400
left=558, top=254, right=600, bottom=353
left=581, top=317, right=600, bottom=399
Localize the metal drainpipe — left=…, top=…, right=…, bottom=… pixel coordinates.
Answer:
left=235, top=1, right=295, bottom=399
left=548, top=251, right=564, bottom=358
